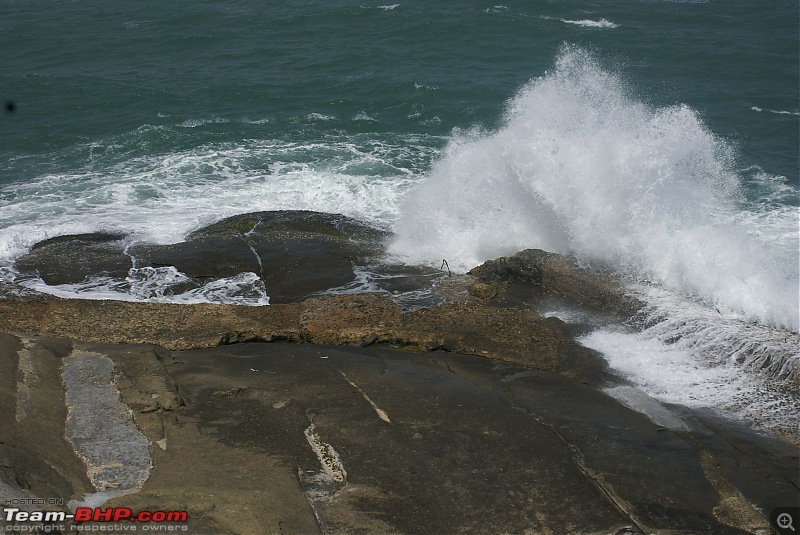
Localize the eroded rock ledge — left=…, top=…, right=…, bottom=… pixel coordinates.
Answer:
left=1, top=334, right=796, bottom=534
left=0, top=291, right=608, bottom=385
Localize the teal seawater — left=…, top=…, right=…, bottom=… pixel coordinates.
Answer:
left=1, top=0, right=798, bottom=184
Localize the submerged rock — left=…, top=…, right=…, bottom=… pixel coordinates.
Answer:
left=13, top=211, right=392, bottom=303
left=130, top=211, right=392, bottom=303
left=14, top=232, right=131, bottom=286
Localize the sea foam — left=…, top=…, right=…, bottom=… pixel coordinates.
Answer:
left=390, top=45, right=799, bottom=332
left=17, top=268, right=270, bottom=306
left=0, top=134, right=439, bottom=265
left=561, top=18, right=618, bottom=29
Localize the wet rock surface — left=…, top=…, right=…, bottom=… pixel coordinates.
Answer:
left=14, top=232, right=131, bottom=286
left=469, top=248, right=643, bottom=317
left=12, top=211, right=399, bottom=304
left=0, top=335, right=796, bottom=534
left=131, top=211, right=390, bottom=303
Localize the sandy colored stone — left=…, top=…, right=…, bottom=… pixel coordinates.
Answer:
left=0, top=298, right=301, bottom=350
left=299, top=293, right=402, bottom=345
left=0, top=291, right=609, bottom=383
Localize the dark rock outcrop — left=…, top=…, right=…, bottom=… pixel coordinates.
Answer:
left=469, top=248, right=644, bottom=316
left=130, top=211, right=389, bottom=303
left=14, top=232, right=131, bottom=286
left=13, top=211, right=394, bottom=304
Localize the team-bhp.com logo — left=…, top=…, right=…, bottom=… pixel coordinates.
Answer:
left=3, top=507, right=188, bottom=532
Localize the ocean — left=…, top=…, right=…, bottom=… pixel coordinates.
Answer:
left=1, top=1, right=798, bottom=433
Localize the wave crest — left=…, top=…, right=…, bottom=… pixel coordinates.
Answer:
left=390, top=45, right=799, bottom=331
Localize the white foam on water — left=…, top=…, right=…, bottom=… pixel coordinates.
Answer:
left=0, top=136, right=438, bottom=265
left=633, top=285, right=798, bottom=379
left=579, top=283, right=799, bottom=433
left=742, top=166, right=798, bottom=204
left=391, top=45, right=799, bottom=333
left=390, top=45, right=798, bottom=426
left=241, top=117, right=271, bottom=124
left=127, top=266, right=191, bottom=299
left=485, top=6, right=509, bottom=14
left=306, top=112, right=336, bottom=121
left=353, top=111, right=378, bottom=122
left=750, top=106, right=800, bottom=116
left=18, top=268, right=270, bottom=306
left=317, top=265, right=390, bottom=296
left=317, top=265, right=442, bottom=310
left=178, top=116, right=231, bottom=128
left=581, top=326, right=800, bottom=433
left=561, top=18, right=618, bottom=28
left=1, top=133, right=440, bottom=306
left=170, top=272, right=269, bottom=305
left=413, top=81, right=438, bottom=91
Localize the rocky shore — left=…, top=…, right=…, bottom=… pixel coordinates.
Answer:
left=1, top=211, right=797, bottom=534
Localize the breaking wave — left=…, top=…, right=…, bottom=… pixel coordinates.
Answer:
left=391, top=45, right=799, bottom=333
